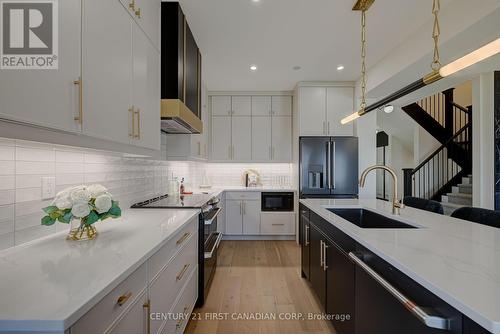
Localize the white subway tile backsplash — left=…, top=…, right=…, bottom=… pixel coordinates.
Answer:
left=16, top=161, right=55, bottom=175
left=56, top=174, right=84, bottom=186
left=0, top=136, right=293, bottom=251
left=0, top=161, right=15, bottom=175
left=15, top=188, right=41, bottom=203
left=0, top=190, right=15, bottom=206
left=0, top=205, right=14, bottom=221
left=0, top=232, right=14, bottom=251
left=55, top=162, right=85, bottom=174
left=0, top=220, right=14, bottom=235
left=0, top=146, right=15, bottom=160
left=15, top=175, right=50, bottom=189
left=55, top=150, right=84, bottom=163
left=15, top=225, right=56, bottom=245
left=0, top=176, right=15, bottom=190
left=15, top=146, right=55, bottom=162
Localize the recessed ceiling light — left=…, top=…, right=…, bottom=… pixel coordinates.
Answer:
left=250, top=65, right=258, bottom=71
left=252, top=0, right=260, bottom=2
left=293, top=66, right=301, bottom=71
left=384, top=105, right=394, bottom=114
left=337, top=65, right=345, bottom=71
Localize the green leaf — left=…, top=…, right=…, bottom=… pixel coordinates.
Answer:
left=41, top=216, right=56, bottom=226
left=43, top=206, right=58, bottom=214
left=86, top=210, right=100, bottom=225
left=109, top=203, right=121, bottom=217
left=49, top=211, right=61, bottom=219
left=58, top=211, right=73, bottom=224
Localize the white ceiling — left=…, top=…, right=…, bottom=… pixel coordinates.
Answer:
left=179, top=0, right=449, bottom=91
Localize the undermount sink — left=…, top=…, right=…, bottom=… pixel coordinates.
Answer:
left=328, top=208, right=418, bottom=229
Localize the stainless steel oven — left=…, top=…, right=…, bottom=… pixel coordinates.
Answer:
left=261, top=192, right=294, bottom=212
left=201, top=205, right=222, bottom=304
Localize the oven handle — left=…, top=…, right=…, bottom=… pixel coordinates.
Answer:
left=205, top=232, right=223, bottom=259
left=204, top=207, right=222, bottom=225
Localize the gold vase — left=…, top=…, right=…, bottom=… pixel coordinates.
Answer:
left=67, top=218, right=98, bottom=241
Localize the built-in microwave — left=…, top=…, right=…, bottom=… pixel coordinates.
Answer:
left=261, top=192, right=294, bottom=212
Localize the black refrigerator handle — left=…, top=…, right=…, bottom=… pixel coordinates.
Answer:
left=326, top=141, right=331, bottom=189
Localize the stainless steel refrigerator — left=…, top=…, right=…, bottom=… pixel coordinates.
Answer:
left=300, top=137, right=359, bottom=198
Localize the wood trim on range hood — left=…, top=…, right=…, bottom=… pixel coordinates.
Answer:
left=161, top=99, right=203, bottom=134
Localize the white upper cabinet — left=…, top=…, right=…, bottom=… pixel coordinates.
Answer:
left=0, top=0, right=82, bottom=133
left=131, top=24, right=161, bottom=150
left=252, top=117, right=272, bottom=161
left=252, top=96, right=272, bottom=116
left=211, top=96, right=232, bottom=116
left=272, top=116, right=292, bottom=162
left=327, top=87, right=354, bottom=136
left=299, top=87, right=327, bottom=136
left=82, top=0, right=132, bottom=144
left=212, top=116, right=232, bottom=161
left=298, top=85, right=354, bottom=136
left=231, top=97, right=252, bottom=116
left=119, top=0, right=160, bottom=50
left=231, top=116, right=252, bottom=161
left=272, top=96, right=292, bottom=116
left=210, top=94, right=292, bottom=162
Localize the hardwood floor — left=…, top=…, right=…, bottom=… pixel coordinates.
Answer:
left=185, top=240, right=336, bottom=334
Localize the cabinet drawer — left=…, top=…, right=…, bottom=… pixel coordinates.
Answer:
left=226, top=191, right=260, bottom=200
left=149, top=216, right=198, bottom=279
left=150, top=232, right=198, bottom=334
left=160, top=266, right=198, bottom=334
left=71, top=262, right=148, bottom=334
left=261, top=212, right=295, bottom=235
left=107, top=291, right=148, bottom=334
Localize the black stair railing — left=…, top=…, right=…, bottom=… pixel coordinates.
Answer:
left=403, top=122, right=472, bottom=201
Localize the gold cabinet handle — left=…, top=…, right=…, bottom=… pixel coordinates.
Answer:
left=176, top=232, right=190, bottom=246
left=133, top=108, right=141, bottom=139
left=176, top=306, right=189, bottom=329
left=135, top=8, right=141, bottom=18
left=74, top=77, right=83, bottom=124
left=129, top=106, right=135, bottom=138
left=129, top=0, right=135, bottom=10
left=176, top=264, right=190, bottom=281
left=143, top=299, right=151, bottom=334
left=117, top=292, right=132, bottom=306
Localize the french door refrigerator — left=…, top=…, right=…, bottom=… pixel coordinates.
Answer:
left=300, top=137, right=359, bottom=198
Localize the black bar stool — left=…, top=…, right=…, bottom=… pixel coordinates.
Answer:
left=451, top=207, right=500, bottom=228
left=403, top=196, right=444, bottom=214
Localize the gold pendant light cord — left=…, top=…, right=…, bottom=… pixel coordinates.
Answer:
left=431, top=0, right=441, bottom=71
left=360, top=9, right=367, bottom=112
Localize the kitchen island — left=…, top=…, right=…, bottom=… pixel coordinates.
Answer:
left=300, top=198, right=500, bottom=334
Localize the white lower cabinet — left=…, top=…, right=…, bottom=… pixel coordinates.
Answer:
left=225, top=200, right=243, bottom=234
left=225, top=199, right=261, bottom=235
left=70, top=217, right=199, bottom=334
left=160, top=267, right=198, bottom=334
left=261, top=212, right=295, bottom=235
left=107, top=292, right=149, bottom=334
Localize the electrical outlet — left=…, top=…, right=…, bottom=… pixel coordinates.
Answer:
left=41, top=177, right=56, bottom=200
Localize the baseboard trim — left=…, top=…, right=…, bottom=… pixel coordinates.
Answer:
left=222, top=235, right=296, bottom=241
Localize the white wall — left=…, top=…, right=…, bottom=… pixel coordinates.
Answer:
left=472, top=73, right=495, bottom=209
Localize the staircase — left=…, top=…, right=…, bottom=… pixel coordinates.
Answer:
left=441, top=175, right=473, bottom=215
left=402, top=89, right=473, bottom=215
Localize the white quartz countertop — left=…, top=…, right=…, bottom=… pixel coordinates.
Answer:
left=300, top=198, right=500, bottom=334
left=0, top=209, right=199, bottom=332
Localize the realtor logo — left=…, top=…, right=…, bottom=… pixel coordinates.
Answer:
left=0, top=0, right=58, bottom=69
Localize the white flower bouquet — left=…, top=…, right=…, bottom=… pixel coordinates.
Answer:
left=41, top=184, right=121, bottom=240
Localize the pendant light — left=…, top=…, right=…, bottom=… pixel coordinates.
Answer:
left=341, top=0, right=500, bottom=125
left=340, top=0, right=373, bottom=125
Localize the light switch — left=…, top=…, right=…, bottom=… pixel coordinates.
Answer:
left=41, top=177, right=56, bottom=200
